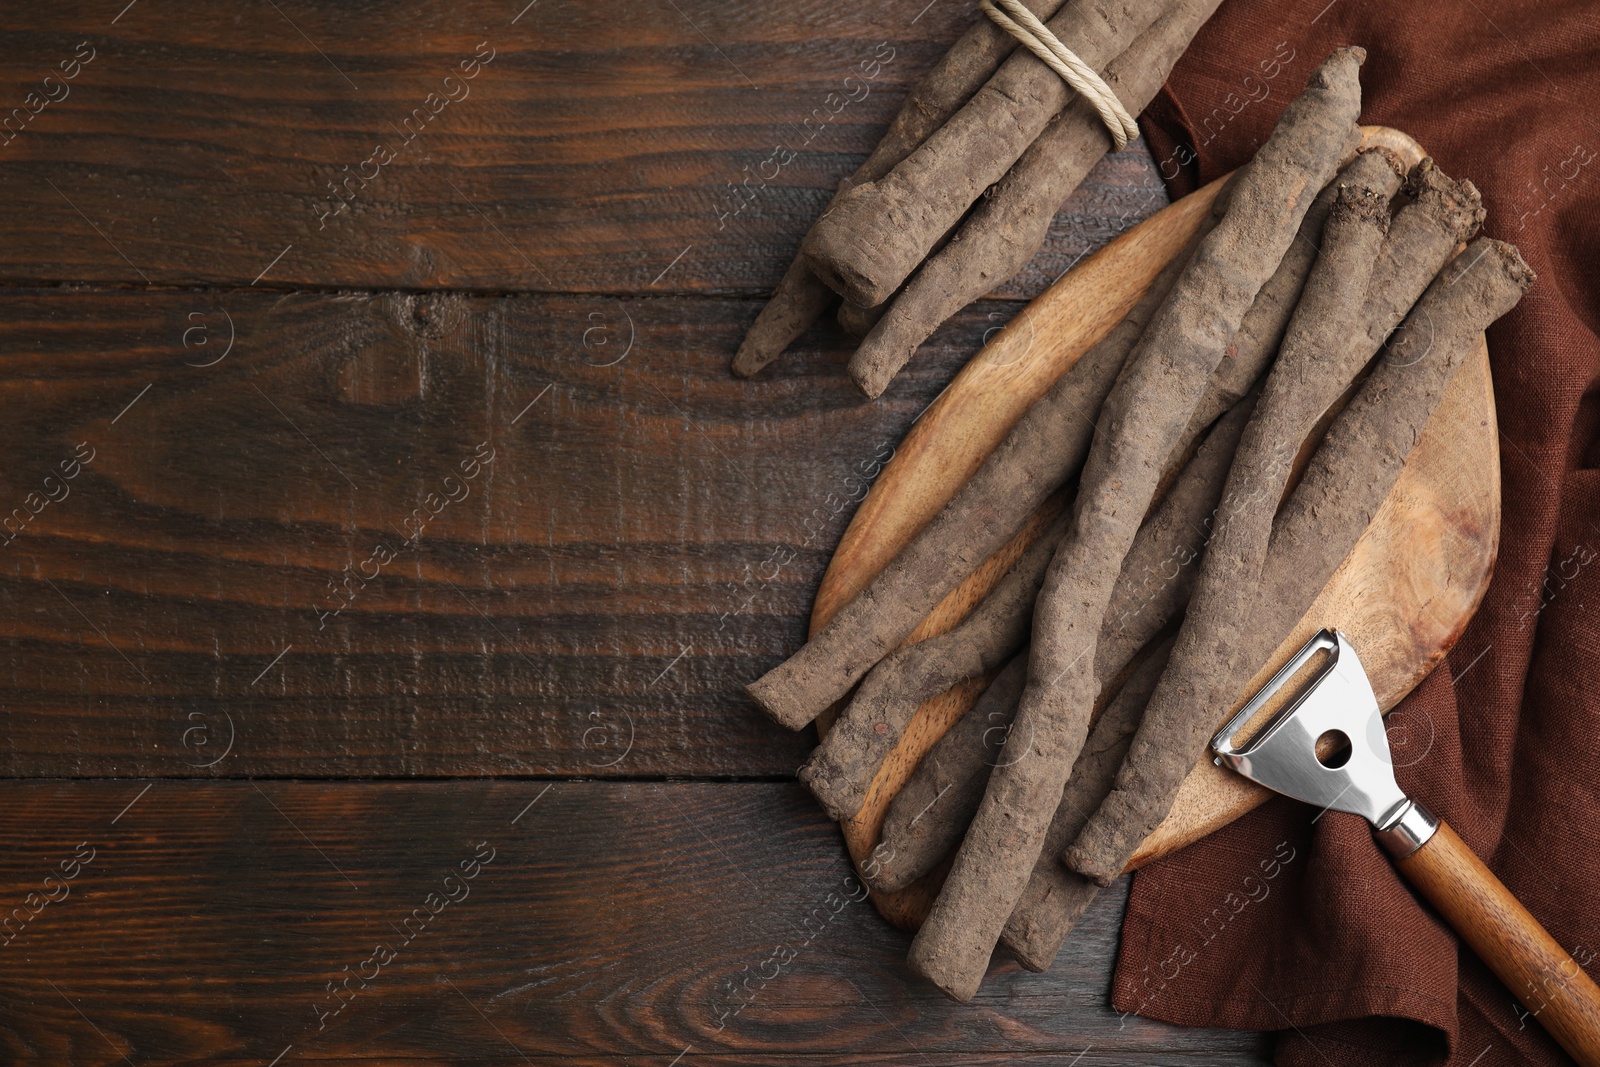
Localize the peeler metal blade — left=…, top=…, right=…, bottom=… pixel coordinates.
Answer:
left=1208, top=633, right=1600, bottom=1064
left=1210, top=629, right=1418, bottom=837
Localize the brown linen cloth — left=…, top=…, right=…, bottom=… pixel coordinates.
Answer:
left=1118, top=2, right=1600, bottom=1064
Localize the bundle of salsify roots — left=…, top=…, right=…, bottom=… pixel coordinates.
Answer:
left=747, top=47, right=1534, bottom=1002
left=732, top=0, right=1233, bottom=397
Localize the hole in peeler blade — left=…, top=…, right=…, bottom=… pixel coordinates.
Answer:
left=1315, top=729, right=1353, bottom=768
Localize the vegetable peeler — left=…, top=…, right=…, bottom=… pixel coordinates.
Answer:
left=1211, top=630, right=1600, bottom=1065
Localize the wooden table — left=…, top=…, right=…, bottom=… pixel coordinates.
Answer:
left=0, top=3, right=1272, bottom=1062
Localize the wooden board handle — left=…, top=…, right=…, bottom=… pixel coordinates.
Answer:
left=1396, top=819, right=1600, bottom=1064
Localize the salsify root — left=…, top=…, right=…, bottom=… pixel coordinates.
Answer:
left=1096, top=389, right=1260, bottom=685
left=800, top=506, right=1071, bottom=822
left=1066, top=242, right=1530, bottom=887
left=749, top=129, right=1355, bottom=734
left=1068, top=241, right=1531, bottom=885
left=1257, top=238, right=1533, bottom=626
left=1169, top=147, right=1405, bottom=447
left=837, top=298, right=887, bottom=339
left=1067, top=158, right=1490, bottom=886
left=1001, top=632, right=1175, bottom=970
left=907, top=48, right=1364, bottom=1003
left=801, top=0, right=1175, bottom=309
left=746, top=208, right=1215, bottom=732
left=806, top=283, right=1269, bottom=823
left=730, top=0, right=1070, bottom=378
left=865, top=650, right=1029, bottom=893
left=1349, top=156, right=1488, bottom=358
left=848, top=0, right=1224, bottom=398
left=733, top=259, right=838, bottom=379
left=869, top=390, right=1256, bottom=892
left=817, top=135, right=1396, bottom=891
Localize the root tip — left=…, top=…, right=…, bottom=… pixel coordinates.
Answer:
left=1007, top=939, right=1051, bottom=973
left=731, top=337, right=782, bottom=378
left=745, top=678, right=814, bottom=732
left=906, top=939, right=983, bottom=1003
left=848, top=362, right=889, bottom=400
left=1488, top=238, right=1538, bottom=290
left=1063, top=844, right=1119, bottom=887
left=798, top=762, right=864, bottom=823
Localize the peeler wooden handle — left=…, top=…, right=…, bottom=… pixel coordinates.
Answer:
left=1213, top=632, right=1600, bottom=1063
left=1386, top=814, right=1600, bottom=1064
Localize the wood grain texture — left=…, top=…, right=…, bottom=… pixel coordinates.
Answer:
left=0, top=5, right=1271, bottom=1060
left=1397, top=820, right=1600, bottom=1065
left=0, top=287, right=1007, bottom=778
left=814, top=128, right=1499, bottom=928
left=0, top=3, right=1163, bottom=294
left=0, top=113, right=1166, bottom=782
left=0, top=780, right=1270, bottom=1066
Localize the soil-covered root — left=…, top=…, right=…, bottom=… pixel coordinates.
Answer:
left=1094, top=389, right=1261, bottom=682
left=801, top=0, right=1174, bottom=308
left=869, top=391, right=1255, bottom=892
left=800, top=508, right=1071, bottom=822
left=1067, top=240, right=1531, bottom=886
left=866, top=650, right=1030, bottom=893
left=733, top=260, right=837, bottom=378
left=906, top=47, right=1365, bottom=1003
left=1259, top=239, right=1533, bottom=624
left=838, top=298, right=888, bottom=339
left=1352, top=156, right=1487, bottom=351
left=847, top=0, right=1226, bottom=398
left=1166, top=147, right=1402, bottom=453
left=746, top=211, right=1215, bottom=732
left=1001, top=634, right=1175, bottom=970
left=729, top=0, right=1068, bottom=378
left=1066, top=161, right=1490, bottom=886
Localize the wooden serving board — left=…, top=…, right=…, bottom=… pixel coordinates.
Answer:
left=812, top=127, right=1500, bottom=931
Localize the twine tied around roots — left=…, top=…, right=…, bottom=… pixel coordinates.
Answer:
left=978, top=0, right=1141, bottom=150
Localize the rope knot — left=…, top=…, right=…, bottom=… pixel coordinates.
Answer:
left=978, top=0, right=1141, bottom=150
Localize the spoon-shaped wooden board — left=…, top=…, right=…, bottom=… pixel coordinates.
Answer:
left=812, top=127, right=1499, bottom=930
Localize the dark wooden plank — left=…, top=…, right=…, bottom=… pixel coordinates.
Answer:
left=0, top=286, right=1009, bottom=777
left=0, top=7, right=1268, bottom=1062
left=0, top=2, right=1165, bottom=291
left=0, top=1, right=1171, bottom=776
left=0, top=142, right=1168, bottom=779
left=0, top=780, right=1271, bottom=1065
